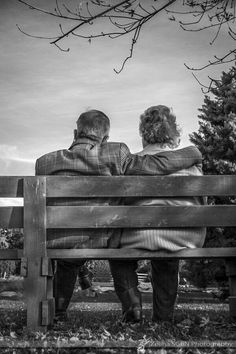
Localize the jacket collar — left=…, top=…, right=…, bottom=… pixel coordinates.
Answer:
left=69, top=137, right=102, bottom=150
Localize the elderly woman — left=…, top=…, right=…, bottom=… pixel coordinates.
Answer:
left=110, top=105, right=206, bottom=323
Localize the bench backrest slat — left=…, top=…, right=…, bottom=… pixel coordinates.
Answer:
left=46, top=175, right=236, bottom=197
left=47, top=205, right=236, bottom=228
left=0, top=207, right=23, bottom=228
left=0, top=177, right=24, bottom=197
left=1, top=205, right=235, bottom=229
left=0, top=176, right=236, bottom=198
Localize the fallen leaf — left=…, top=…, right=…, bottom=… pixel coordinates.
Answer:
left=200, top=316, right=210, bottom=327
left=10, top=331, right=17, bottom=338
left=103, top=328, right=111, bottom=337
left=69, top=336, right=78, bottom=342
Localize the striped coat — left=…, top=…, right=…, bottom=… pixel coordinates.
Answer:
left=118, top=144, right=206, bottom=251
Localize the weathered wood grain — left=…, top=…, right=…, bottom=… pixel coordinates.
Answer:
left=47, top=205, right=236, bottom=228
left=0, top=207, right=23, bottom=228
left=0, top=278, right=24, bottom=293
left=23, top=177, right=52, bottom=331
left=41, top=298, right=55, bottom=326
left=0, top=249, right=21, bottom=260
left=226, top=259, right=236, bottom=319
left=47, top=247, right=236, bottom=260
left=0, top=177, right=24, bottom=197
left=46, top=175, right=236, bottom=197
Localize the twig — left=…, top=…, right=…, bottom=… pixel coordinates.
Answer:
left=51, top=0, right=131, bottom=45
left=17, top=0, right=79, bottom=20
left=53, top=42, right=70, bottom=52
left=16, top=24, right=58, bottom=40
left=114, top=25, right=141, bottom=73
left=184, top=49, right=236, bottom=71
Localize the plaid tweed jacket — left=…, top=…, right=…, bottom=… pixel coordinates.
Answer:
left=35, top=137, right=202, bottom=249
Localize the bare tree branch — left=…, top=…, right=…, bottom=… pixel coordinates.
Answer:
left=112, top=0, right=177, bottom=72
left=17, top=0, right=177, bottom=68
left=16, top=24, right=58, bottom=40
left=114, top=25, right=141, bottom=74
left=17, top=0, right=80, bottom=20
left=17, top=0, right=236, bottom=82
left=184, top=50, right=236, bottom=71
left=51, top=1, right=131, bottom=45
left=54, top=42, right=70, bottom=52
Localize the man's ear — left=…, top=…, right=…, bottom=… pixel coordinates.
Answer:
left=102, top=135, right=109, bottom=143
left=73, top=129, right=77, bottom=142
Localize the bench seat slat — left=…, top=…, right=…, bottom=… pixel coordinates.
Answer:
left=0, top=249, right=22, bottom=260
left=47, top=205, right=236, bottom=228
left=47, top=247, right=236, bottom=260
left=46, top=175, right=236, bottom=197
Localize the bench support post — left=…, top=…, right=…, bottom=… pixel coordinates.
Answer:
left=23, top=177, right=54, bottom=331
left=225, top=259, right=236, bottom=320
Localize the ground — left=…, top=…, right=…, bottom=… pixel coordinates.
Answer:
left=0, top=299, right=235, bottom=354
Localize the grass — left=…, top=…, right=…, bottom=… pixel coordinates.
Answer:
left=0, top=300, right=235, bottom=353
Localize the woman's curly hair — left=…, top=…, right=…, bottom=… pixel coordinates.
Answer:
left=139, top=105, right=181, bottom=148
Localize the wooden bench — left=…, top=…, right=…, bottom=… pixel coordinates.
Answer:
left=0, top=175, right=236, bottom=331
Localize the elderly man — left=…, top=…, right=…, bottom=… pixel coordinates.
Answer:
left=35, top=109, right=202, bottom=321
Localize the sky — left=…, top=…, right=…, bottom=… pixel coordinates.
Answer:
left=0, top=0, right=234, bottom=180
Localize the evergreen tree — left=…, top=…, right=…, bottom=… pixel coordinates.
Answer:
left=187, top=66, right=236, bottom=290
left=190, top=67, right=236, bottom=176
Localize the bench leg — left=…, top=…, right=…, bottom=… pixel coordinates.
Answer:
left=24, top=257, right=54, bottom=331
left=225, top=259, right=236, bottom=321
left=41, top=257, right=55, bottom=327
left=23, top=177, right=54, bottom=331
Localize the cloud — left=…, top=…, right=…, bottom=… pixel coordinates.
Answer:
left=0, top=159, right=34, bottom=176
left=0, top=145, right=35, bottom=175
left=0, top=145, right=35, bottom=163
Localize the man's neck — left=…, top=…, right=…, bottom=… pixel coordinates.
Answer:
left=69, top=135, right=103, bottom=150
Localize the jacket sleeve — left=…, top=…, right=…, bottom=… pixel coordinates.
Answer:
left=120, top=144, right=203, bottom=175
left=35, top=158, right=44, bottom=176
left=35, top=159, right=39, bottom=176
